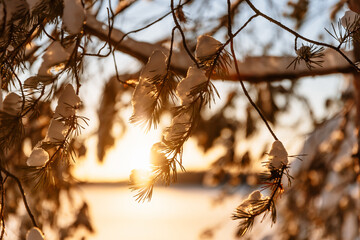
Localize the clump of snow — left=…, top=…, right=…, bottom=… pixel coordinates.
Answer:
left=62, top=0, right=85, bottom=35
left=237, top=190, right=267, bottom=214
left=131, top=83, right=157, bottom=122
left=54, top=84, right=81, bottom=118
left=38, top=42, right=71, bottom=77
left=341, top=10, right=359, bottom=31
left=2, top=92, right=22, bottom=115
left=268, top=140, right=288, bottom=168
left=45, top=119, right=68, bottom=143
left=249, top=190, right=262, bottom=200
left=26, top=227, right=45, bottom=240
left=150, top=142, right=168, bottom=166
left=176, top=67, right=207, bottom=106
left=131, top=50, right=167, bottom=123
left=26, top=147, right=49, bottom=167
left=195, top=35, right=222, bottom=60
left=163, top=111, right=191, bottom=142
left=139, top=50, right=167, bottom=80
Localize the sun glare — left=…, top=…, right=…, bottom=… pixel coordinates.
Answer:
left=73, top=127, right=157, bottom=182
left=103, top=128, right=155, bottom=175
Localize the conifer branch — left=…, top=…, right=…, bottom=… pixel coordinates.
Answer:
left=244, top=0, right=360, bottom=72
left=0, top=167, right=38, bottom=228
left=170, top=0, right=199, bottom=68
left=226, top=0, right=278, bottom=141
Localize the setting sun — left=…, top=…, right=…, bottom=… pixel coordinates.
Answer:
left=73, top=127, right=157, bottom=182
left=1, top=0, right=358, bottom=239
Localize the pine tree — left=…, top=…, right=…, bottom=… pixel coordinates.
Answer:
left=0, top=0, right=359, bottom=239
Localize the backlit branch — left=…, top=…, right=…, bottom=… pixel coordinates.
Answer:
left=0, top=167, right=38, bottom=228
left=84, top=14, right=356, bottom=83
left=244, top=0, right=360, bottom=72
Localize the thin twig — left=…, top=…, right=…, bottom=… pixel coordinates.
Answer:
left=5, top=60, right=26, bottom=112
left=245, top=0, right=360, bottom=72
left=226, top=0, right=278, bottom=141
left=83, top=8, right=114, bottom=57
left=170, top=0, right=199, bottom=67
left=0, top=167, right=38, bottom=228
left=113, top=0, right=193, bottom=51
left=206, top=0, right=245, bottom=36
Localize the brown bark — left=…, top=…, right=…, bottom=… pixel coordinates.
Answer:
left=84, top=15, right=356, bottom=83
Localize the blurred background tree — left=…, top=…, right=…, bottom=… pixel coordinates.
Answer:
left=0, top=0, right=359, bottom=239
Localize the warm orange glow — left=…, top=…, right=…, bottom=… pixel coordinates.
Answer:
left=130, top=169, right=152, bottom=186
left=73, top=127, right=156, bottom=181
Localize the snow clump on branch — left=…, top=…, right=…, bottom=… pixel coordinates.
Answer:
left=130, top=50, right=167, bottom=124
left=195, top=35, right=229, bottom=77
left=62, top=0, right=85, bottom=35
left=27, top=84, right=81, bottom=167
left=341, top=10, right=360, bottom=31
left=27, top=147, right=49, bottom=167
left=237, top=190, right=268, bottom=214
left=163, top=111, right=192, bottom=143
left=2, top=92, right=22, bottom=116
left=268, top=140, right=288, bottom=168
left=47, top=84, right=81, bottom=141
left=150, top=142, right=168, bottom=166
left=38, top=42, right=72, bottom=77
left=54, top=84, right=81, bottom=118
left=176, top=67, right=207, bottom=106
left=195, top=35, right=222, bottom=61
left=26, top=227, right=45, bottom=240
left=45, top=119, right=68, bottom=143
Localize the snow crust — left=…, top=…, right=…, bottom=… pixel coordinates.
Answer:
left=238, top=190, right=266, bottom=214
left=26, top=147, right=49, bottom=167
left=131, top=83, right=157, bottom=122
left=195, top=35, right=222, bottom=60
left=45, top=119, right=68, bottom=143
left=38, top=42, right=71, bottom=77
left=341, top=10, right=359, bottom=31
left=268, top=140, right=288, bottom=168
left=163, top=111, right=191, bottom=142
left=62, top=0, right=85, bottom=35
left=54, top=84, right=81, bottom=118
left=139, top=50, right=167, bottom=80
left=26, top=227, right=44, bottom=240
left=249, top=190, right=262, bottom=200
left=150, top=142, right=167, bottom=166
left=131, top=50, right=167, bottom=122
left=176, top=67, right=207, bottom=106
left=2, top=92, right=22, bottom=115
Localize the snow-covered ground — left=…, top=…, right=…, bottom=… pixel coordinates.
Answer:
left=75, top=185, right=275, bottom=240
